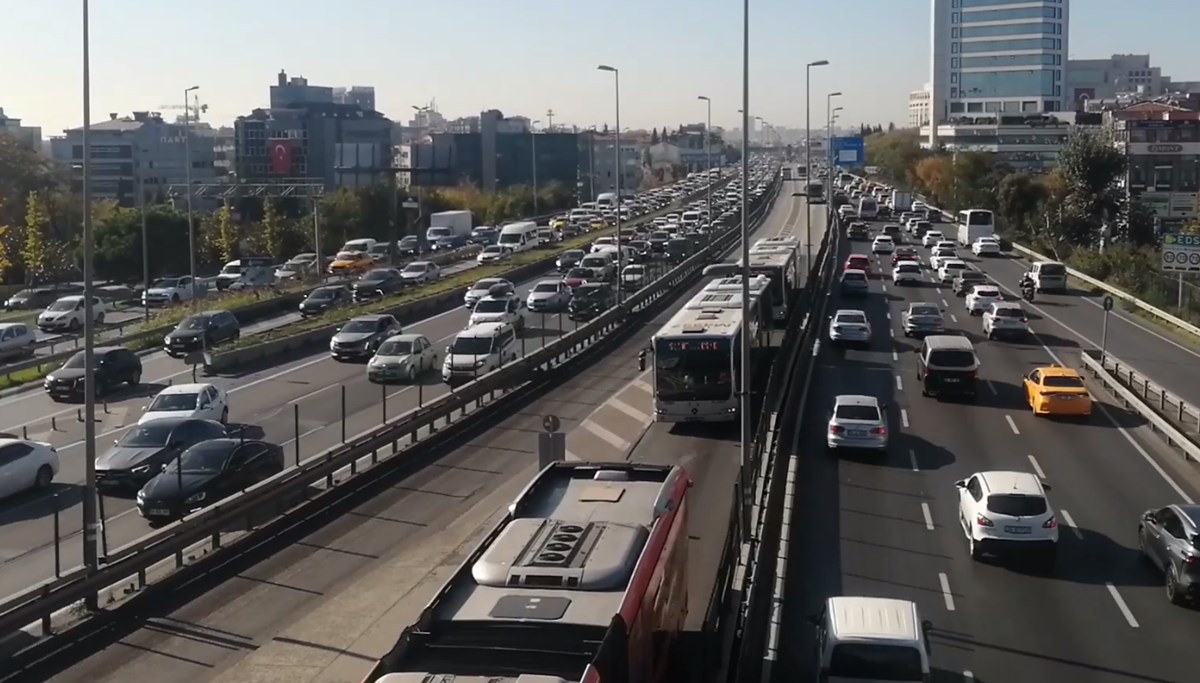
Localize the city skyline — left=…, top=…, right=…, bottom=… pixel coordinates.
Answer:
left=0, top=0, right=1197, bottom=136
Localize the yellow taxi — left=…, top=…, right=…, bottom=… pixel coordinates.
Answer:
left=589, top=219, right=607, bottom=232
left=550, top=218, right=567, bottom=231
left=1023, top=364, right=1092, bottom=417
left=328, top=250, right=374, bottom=275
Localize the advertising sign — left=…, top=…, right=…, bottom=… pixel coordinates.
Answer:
left=1161, top=233, right=1200, bottom=273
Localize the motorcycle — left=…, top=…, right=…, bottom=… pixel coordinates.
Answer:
left=1021, top=282, right=1036, bottom=302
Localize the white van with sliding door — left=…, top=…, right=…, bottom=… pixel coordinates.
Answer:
left=810, top=596, right=932, bottom=682
left=496, top=221, right=539, bottom=254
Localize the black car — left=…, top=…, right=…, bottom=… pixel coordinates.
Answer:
left=299, top=285, right=352, bottom=318
left=43, top=346, right=142, bottom=401
left=567, top=283, right=615, bottom=322
left=352, top=268, right=404, bottom=302
left=556, top=249, right=585, bottom=273
left=163, top=310, right=240, bottom=357
left=397, top=236, right=422, bottom=256
left=136, top=438, right=284, bottom=522
left=96, top=417, right=227, bottom=492
left=846, top=222, right=869, bottom=241
left=4, top=284, right=83, bottom=311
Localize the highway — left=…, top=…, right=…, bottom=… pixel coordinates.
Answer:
left=774, top=217, right=1200, bottom=683
left=34, top=171, right=802, bottom=683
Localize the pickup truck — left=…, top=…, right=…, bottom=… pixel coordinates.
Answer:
left=143, top=276, right=206, bottom=307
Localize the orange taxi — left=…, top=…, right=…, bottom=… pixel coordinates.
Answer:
left=328, top=250, right=374, bottom=275
left=1023, top=365, right=1092, bottom=417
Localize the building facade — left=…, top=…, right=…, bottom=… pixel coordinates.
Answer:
left=584, top=134, right=644, bottom=197
left=411, top=129, right=581, bottom=196
left=930, top=0, right=1069, bottom=131
left=0, top=108, right=42, bottom=149
left=50, top=111, right=216, bottom=206
left=1109, top=102, right=1200, bottom=227
left=333, top=86, right=376, bottom=112
left=909, top=86, right=932, bottom=128
left=923, top=112, right=1095, bottom=169
left=1067, top=54, right=1200, bottom=107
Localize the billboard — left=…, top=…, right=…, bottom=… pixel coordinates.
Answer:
left=832, top=136, right=866, bottom=166
left=269, top=138, right=294, bottom=175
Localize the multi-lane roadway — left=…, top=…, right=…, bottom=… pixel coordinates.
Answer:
left=34, top=171, right=807, bottom=683
left=775, top=217, right=1200, bottom=683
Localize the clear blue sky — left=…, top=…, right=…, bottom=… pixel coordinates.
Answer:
left=2, top=0, right=1197, bottom=135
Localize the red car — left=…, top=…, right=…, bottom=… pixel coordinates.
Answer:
left=563, top=267, right=595, bottom=290
left=844, top=254, right=872, bottom=274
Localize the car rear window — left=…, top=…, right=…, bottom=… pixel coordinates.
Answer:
left=1043, top=375, right=1084, bottom=388
left=843, top=272, right=866, bottom=282
left=994, top=307, right=1024, bottom=318
left=926, top=349, right=974, bottom=367
left=1039, top=263, right=1066, bottom=276
left=987, top=494, right=1047, bottom=517
left=836, top=405, right=879, bottom=420
left=828, top=644, right=924, bottom=681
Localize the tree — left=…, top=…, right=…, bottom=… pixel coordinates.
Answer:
left=92, top=205, right=191, bottom=281
left=887, top=122, right=897, bottom=133
left=0, top=135, right=63, bottom=227
left=213, top=200, right=238, bottom=262
left=912, top=156, right=956, bottom=207
left=996, top=173, right=1046, bottom=237
left=22, top=191, right=52, bottom=284
left=651, top=128, right=660, bottom=145
left=864, top=130, right=929, bottom=188
left=1055, top=128, right=1127, bottom=247
left=1123, top=199, right=1158, bottom=246
left=261, top=199, right=283, bottom=259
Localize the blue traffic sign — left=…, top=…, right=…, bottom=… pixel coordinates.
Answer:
left=832, top=136, right=866, bottom=166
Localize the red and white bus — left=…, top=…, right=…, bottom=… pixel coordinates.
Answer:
left=367, top=462, right=692, bottom=683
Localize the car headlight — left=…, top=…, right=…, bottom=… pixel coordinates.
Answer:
left=136, top=489, right=146, bottom=502
left=185, top=492, right=206, bottom=505
left=475, top=359, right=487, bottom=368
left=164, top=335, right=172, bottom=344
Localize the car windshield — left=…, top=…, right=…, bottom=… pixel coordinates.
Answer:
left=341, top=320, right=378, bottom=334
left=836, top=404, right=879, bottom=420
left=148, top=392, right=199, bottom=411
left=576, top=286, right=606, bottom=300
left=974, top=288, right=1000, bottom=297
left=944, top=262, right=965, bottom=269
left=875, top=237, right=892, bottom=243
left=288, top=255, right=315, bottom=265
left=987, top=493, right=1047, bottom=517
left=560, top=250, right=584, bottom=260
left=472, top=279, right=501, bottom=292
left=474, top=299, right=508, bottom=313
left=335, top=251, right=358, bottom=260
left=62, top=351, right=87, bottom=368
left=1043, top=375, right=1085, bottom=388
left=48, top=300, right=77, bottom=312
left=484, top=246, right=504, bottom=253
left=961, top=273, right=985, bottom=281
left=533, top=283, right=559, bottom=293
left=994, top=307, right=1024, bottom=318
left=168, top=441, right=232, bottom=474
left=897, top=264, right=920, bottom=273
left=1040, top=263, right=1066, bottom=276
left=567, top=268, right=593, bottom=279
left=178, top=315, right=209, bottom=331
left=827, top=643, right=924, bottom=681
left=927, top=350, right=975, bottom=367
left=377, top=340, right=414, bottom=356
left=835, top=313, right=867, bottom=325
left=450, top=336, right=494, bottom=355
left=118, top=423, right=174, bottom=447
left=153, top=278, right=179, bottom=288
left=402, top=264, right=428, bottom=274
left=625, top=266, right=645, bottom=274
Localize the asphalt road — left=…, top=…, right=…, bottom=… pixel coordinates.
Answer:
left=774, top=218, right=1200, bottom=683
left=35, top=177, right=795, bottom=683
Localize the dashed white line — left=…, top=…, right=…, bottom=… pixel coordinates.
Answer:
left=901, top=409, right=909, bottom=428
left=1106, top=583, right=1140, bottom=628
left=921, top=502, right=934, bottom=530
left=935, top=287, right=943, bottom=294
left=1004, top=414, right=1020, bottom=435
left=908, top=448, right=920, bottom=472
left=941, top=298, right=950, bottom=307
left=938, top=572, right=956, bottom=611
left=986, top=380, right=998, bottom=395
left=891, top=350, right=899, bottom=362
left=1059, top=508, right=1083, bottom=539
left=1027, top=454, right=1046, bottom=479
left=889, top=327, right=896, bottom=338
left=886, top=311, right=892, bottom=320
left=895, top=375, right=903, bottom=391
left=950, top=313, right=959, bottom=323
left=812, top=339, right=821, bottom=357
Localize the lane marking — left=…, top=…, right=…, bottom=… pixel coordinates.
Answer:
left=895, top=375, right=903, bottom=391
left=938, top=572, right=956, bottom=611
left=1027, top=454, right=1046, bottom=479
left=608, top=396, right=649, bottom=422
left=1059, top=508, right=1083, bottom=540
left=1004, top=414, right=1020, bottom=435
left=1106, top=583, right=1139, bottom=628
left=886, top=311, right=892, bottom=320
left=921, top=502, right=934, bottom=530
left=950, top=313, right=959, bottom=323
left=908, top=448, right=920, bottom=472
left=941, top=298, right=949, bottom=307
left=581, top=419, right=631, bottom=452
left=935, top=287, right=943, bottom=295
left=889, top=327, right=896, bottom=338
left=986, top=380, right=998, bottom=395
left=892, top=350, right=899, bottom=362
left=901, top=409, right=909, bottom=428
left=963, top=672, right=975, bottom=682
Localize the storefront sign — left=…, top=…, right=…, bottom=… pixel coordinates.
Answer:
left=1128, top=142, right=1200, bottom=155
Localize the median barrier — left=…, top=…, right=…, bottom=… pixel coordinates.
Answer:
left=0, top=171, right=771, bottom=649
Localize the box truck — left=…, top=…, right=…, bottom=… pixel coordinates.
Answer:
left=425, top=210, right=473, bottom=243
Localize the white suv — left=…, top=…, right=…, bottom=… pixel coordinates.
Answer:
left=955, top=470, right=1058, bottom=569
left=982, top=302, right=1030, bottom=340
left=468, top=294, right=527, bottom=331
left=964, top=284, right=1003, bottom=315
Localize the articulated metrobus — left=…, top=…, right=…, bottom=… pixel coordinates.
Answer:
left=651, top=290, right=765, bottom=423
left=701, top=275, right=772, bottom=348
left=738, top=246, right=800, bottom=325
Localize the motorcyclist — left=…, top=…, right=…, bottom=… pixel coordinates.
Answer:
left=1019, top=272, right=1035, bottom=299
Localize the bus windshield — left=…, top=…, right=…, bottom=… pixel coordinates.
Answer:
left=653, top=338, right=734, bottom=402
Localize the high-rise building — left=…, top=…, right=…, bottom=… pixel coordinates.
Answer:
left=1067, top=54, right=1200, bottom=107
left=909, top=86, right=932, bottom=128
left=929, top=0, right=1069, bottom=134
left=333, top=86, right=376, bottom=112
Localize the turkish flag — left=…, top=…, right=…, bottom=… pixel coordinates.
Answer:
left=269, top=139, right=293, bottom=175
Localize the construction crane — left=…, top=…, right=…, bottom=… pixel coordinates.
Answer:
left=157, top=101, right=209, bottom=120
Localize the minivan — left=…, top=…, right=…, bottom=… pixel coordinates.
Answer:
left=1030, top=260, right=1067, bottom=293
left=441, top=322, right=518, bottom=386
left=916, top=335, right=979, bottom=400
left=810, top=596, right=932, bottom=682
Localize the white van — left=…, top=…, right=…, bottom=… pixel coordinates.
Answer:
left=441, top=322, right=518, bottom=385
left=536, top=226, right=557, bottom=246
left=496, top=221, right=539, bottom=253
left=342, top=238, right=377, bottom=253
left=681, top=210, right=702, bottom=230
left=811, top=596, right=932, bottom=682
left=857, top=196, right=878, bottom=219
left=1030, top=260, right=1067, bottom=293
left=596, top=192, right=618, bottom=210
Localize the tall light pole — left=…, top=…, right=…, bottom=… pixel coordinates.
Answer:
left=805, top=60, right=829, bottom=274
left=697, top=95, right=712, bottom=247
left=827, top=93, right=843, bottom=204
left=587, top=126, right=597, bottom=201
left=138, top=159, right=149, bottom=322
left=80, top=0, right=101, bottom=587
left=530, top=119, right=541, bottom=216
left=183, top=85, right=199, bottom=308
left=597, top=64, right=622, bottom=301
left=739, top=0, right=752, bottom=527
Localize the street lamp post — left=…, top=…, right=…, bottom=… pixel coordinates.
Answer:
left=80, top=0, right=101, bottom=586
left=805, top=60, right=829, bottom=274
left=827, top=93, right=843, bottom=204
left=597, top=65, right=622, bottom=301
left=697, top=95, right=712, bottom=249
left=183, top=85, right=199, bottom=308
left=531, top=120, right=541, bottom=216
left=738, top=0, right=752, bottom=530
left=138, top=166, right=149, bottom=322
left=587, top=126, right=597, bottom=201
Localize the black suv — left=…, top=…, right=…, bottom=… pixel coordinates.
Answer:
left=352, top=268, right=404, bottom=302
left=567, top=283, right=615, bottom=322
left=164, top=310, right=241, bottom=357
left=44, top=346, right=142, bottom=400
left=299, top=285, right=352, bottom=318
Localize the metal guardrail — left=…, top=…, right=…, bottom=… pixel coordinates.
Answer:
left=0, top=173, right=770, bottom=653
left=1080, top=350, right=1200, bottom=463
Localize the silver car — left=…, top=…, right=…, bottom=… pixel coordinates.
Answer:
left=902, top=303, right=945, bottom=337
left=1139, top=504, right=1200, bottom=605
left=827, top=309, right=872, bottom=348
left=827, top=394, right=889, bottom=453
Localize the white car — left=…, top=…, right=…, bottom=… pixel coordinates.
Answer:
left=827, top=309, right=872, bottom=347
left=838, top=205, right=857, bottom=220
left=37, top=295, right=107, bottom=333
left=871, top=236, right=895, bottom=254
left=526, top=279, right=571, bottom=313
left=139, top=383, right=229, bottom=424
left=955, top=471, right=1057, bottom=568
left=621, top=264, right=648, bottom=289
left=972, top=237, right=1002, bottom=256
left=892, top=260, right=922, bottom=285
left=400, top=261, right=440, bottom=285
left=964, top=285, right=1004, bottom=315
left=590, top=237, right=615, bottom=253
left=929, top=247, right=957, bottom=271
left=367, top=333, right=440, bottom=384
left=921, top=231, right=945, bottom=248
left=0, top=438, right=59, bottom=498
left=469, top=293, right=527, bottom=331
left=933, top=240, right=957, bottom=252
left=937, top=260, right=969, bottom=283
left=982, top=302, right=1030, bottom=340
left=463, top=278, right=514, bottom=309
left=476, top=245, right=509, bottom=265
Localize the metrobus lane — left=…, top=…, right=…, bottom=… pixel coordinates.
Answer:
left=0, top=272, right=576, bottom=601
left=882, top=249, right=1199, bottom=683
